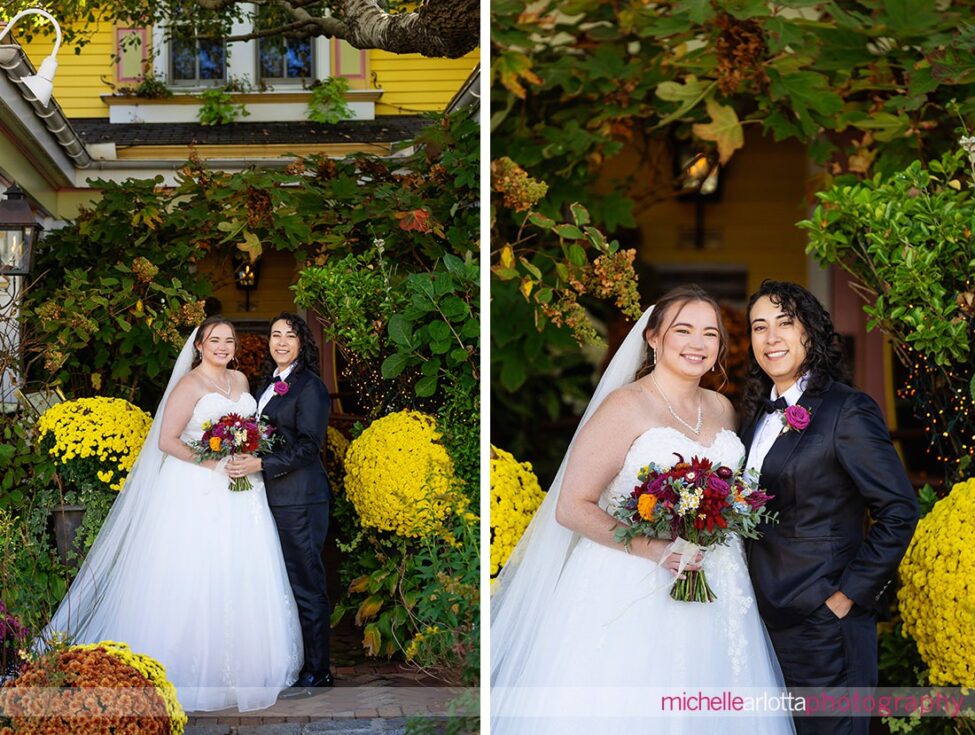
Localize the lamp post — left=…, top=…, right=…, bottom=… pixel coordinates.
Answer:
left=0, top=185, right=40, bottom=278
left=0, top=7, right=63, bottom=107
left=0, top=183, right=38, bottom=414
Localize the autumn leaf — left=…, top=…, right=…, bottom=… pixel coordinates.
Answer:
left=362, top=623, right=382, bottom=657
left=692, top=99, right=744, bottom=164
left=396, top=208, right=433, bottom=233
left=500, top=244, right=516, bottom=269
left=237, top=230, right=262, bottom=261
left=355, top=595, right=384, bottom=626
left=520, top=278, right=535, bottom=299
left=348, top=576, right=370, bottom=594
left=494, top=51, right=542, bottom=100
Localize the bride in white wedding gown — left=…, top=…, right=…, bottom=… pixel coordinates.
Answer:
left=492, top=287, right=796, bottom=734
left=44, top=317, right=301, bottom=712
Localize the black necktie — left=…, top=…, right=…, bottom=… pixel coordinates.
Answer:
left=272, top=376, right=283, bottom=383
left=762, top=396, right=788, bottom=414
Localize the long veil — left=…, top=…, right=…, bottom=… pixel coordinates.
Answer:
left=43, top=328, right=199, bottom=643
left=491, top=307, right=654, bottom=694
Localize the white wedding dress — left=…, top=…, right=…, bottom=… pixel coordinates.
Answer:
left=44, top=339, right=303, bottom=713
left=492, top=425, right=796, bottom=734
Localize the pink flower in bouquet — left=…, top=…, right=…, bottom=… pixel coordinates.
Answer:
left=273, top=381, right=290, bottom=396
left=783, top=405, right=811, bottom=432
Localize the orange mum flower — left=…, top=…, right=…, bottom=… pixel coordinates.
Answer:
left=637, top=494, right=657, bottom=520
left=208, top=437, right=222, bottom=452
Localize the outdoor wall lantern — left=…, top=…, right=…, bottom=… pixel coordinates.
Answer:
left=0, top=7, right=63, bottom=107
left=673, top=140, right=723, bottom=250
left=675, top=146, right=721, bottom=199
left=234, top=254, right=262, bottom=311
left=0, top=185, right=39, bottom=277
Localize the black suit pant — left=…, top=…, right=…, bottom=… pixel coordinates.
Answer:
left=270, top=501, right=331, bottom=677
left=768, top=603, right=877, bottom=735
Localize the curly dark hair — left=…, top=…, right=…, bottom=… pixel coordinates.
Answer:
left=740, top=280, right=850, bottom=427
left=260, top=312, right=321, bottom=379
left=191, top=315, right=238, bottom=369
left=634, top=284, right=730, bottom=389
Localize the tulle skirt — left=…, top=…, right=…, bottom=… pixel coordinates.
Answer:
left=492, top=536, right=796, bottom=734
left=48, top=457, right=302, bottom=712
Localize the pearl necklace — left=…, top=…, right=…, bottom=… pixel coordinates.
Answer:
left=649, top=371, right=703, bottom=436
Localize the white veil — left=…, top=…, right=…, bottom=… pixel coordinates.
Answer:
left=491, top=307, right=654, bottom=691
left=43, top=328, right=199, bottom=643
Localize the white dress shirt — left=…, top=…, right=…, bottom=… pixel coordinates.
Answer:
left=745, top=374, right=809, bottom=475
left=257, top=362, right=296, bottom=415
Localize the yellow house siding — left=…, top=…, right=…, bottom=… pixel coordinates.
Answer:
left=16, top=16, right=476, bottom=119
left=370, top=50, right=478, bottom=114
left=18, top=21, right=116, bottom=118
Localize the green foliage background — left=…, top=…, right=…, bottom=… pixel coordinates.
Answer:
left=491, top=0, right=975, bottom=480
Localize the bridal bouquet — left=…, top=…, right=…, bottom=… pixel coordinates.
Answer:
left=612, top=454, right=776, bottom=603
left=189, top=413, right=276, bottom=492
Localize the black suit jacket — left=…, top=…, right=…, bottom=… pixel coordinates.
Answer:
left=742, top=380, right=919, bottom=630
left=255, top=366, right=331, bottom=507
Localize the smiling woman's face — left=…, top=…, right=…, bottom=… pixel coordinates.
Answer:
left=648, top=299, right=721, bottom=379
left=749, top=295, right=809, bottom=390
left=269, top=319, right=300, bottom=370
left=197, top=323, right=236, bottom=368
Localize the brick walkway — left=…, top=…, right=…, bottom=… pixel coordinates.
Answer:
left=184, top=618, right=477, bottom=735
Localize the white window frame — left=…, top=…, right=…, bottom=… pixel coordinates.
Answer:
left=154, top=4, right=331, bottom=91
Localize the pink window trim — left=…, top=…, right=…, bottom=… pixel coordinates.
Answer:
left=332, top=43, right=367, bottom=79
left=116, top=27, right=148, bottom=84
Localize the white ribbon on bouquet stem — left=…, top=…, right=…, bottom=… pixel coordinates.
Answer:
left=601, top=536, right=706, bottom=626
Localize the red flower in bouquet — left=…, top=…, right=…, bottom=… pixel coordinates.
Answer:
left=613, top=452, right=777, bottom=603
left=189, top=413, right=277, bottom=491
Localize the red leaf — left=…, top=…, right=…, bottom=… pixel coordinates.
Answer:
left=396, top=208, right=433, bottom=233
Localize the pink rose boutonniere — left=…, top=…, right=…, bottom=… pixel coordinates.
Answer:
left=273, top=380, right=290, bottom=396
left=782, top=404, right=811, bottom=433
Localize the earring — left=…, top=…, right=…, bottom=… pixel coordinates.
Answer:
left=712, top=364, right=717, bottom=372
left=652, top=347, right=658, bottom=364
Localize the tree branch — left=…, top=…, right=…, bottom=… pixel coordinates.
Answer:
left=224, top=17, right=339, bottom=42
left=186, top=0, right=476, bottom=58
left=337, top=0, right=478, bottom=58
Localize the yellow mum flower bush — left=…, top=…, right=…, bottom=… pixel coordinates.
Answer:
left=899, top=478, right=975, bottom=686
left=490, top=446, right=545, bottom=577
left=37, top=397, right=152, bottom=493
left=344, top=410, right=460, bottom=538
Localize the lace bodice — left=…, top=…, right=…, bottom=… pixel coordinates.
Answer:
left=602, top=426, right=745, bottom=507
left=180, top=393, right=257, bottom=443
